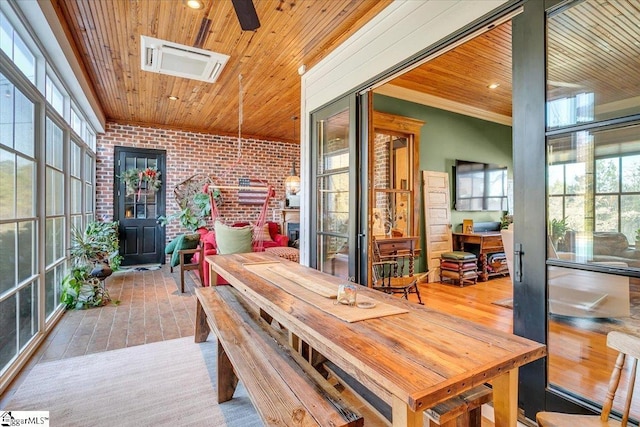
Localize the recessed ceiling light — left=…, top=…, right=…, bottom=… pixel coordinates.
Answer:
left=168, top=95, right=179, bottom=101
left=184, top=0, right=204, bottom=10
left=488, top=83, right=500, bottom=89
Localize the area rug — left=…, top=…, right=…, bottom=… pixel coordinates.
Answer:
left=3, top=337, right=261, bottom=427
left=116, top=264, right=162, bottom=272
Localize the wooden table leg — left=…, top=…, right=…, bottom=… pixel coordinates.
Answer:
left=479, top=253, right=489, bottom=281
left=209, top=263, right=218, bottom=287
left=391, top=394, right=423, bottom=427
left=491, top=368, right=518, bottom=427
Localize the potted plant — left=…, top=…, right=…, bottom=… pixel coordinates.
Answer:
left=550, top=217, right=569, bottom=249
left=60, top=266, right=110, bottom=309
left=61, top=221, right=122, bottom=309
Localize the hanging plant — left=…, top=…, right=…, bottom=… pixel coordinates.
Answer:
left=120, top=167, right=162, bottom=198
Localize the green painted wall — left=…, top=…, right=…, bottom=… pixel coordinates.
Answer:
left=374, top=94, right=513, bottom=231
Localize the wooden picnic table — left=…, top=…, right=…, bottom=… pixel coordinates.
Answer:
left=205, top=252, right=546, bottom=427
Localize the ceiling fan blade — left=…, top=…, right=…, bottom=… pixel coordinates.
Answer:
left=231, top=0, right=261, bottom=31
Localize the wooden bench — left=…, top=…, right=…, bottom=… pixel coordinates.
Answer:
left=424, top=385, right=492, bottom=427
left=324, top=361, right=492, bottom=427
left=194, top=285, right=364, bottom=427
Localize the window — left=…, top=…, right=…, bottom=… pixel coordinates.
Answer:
left=0, top=71, right=37, bottom=372
left=0, top=3, right=98, bottom=383
left=0, top=10, right=35, bottom=83
left=547, top=93, right=595, bottom=129
left=370, top=113, right=422, bottom=240
left=84, top=152, right=94, bottom=218
left=45, top=74, right=64, bottom=115
left=314, top=100, right=352, bottom=278
left=595, top=149, right=640, bottom=241
left=70, top=107, right=82, bottom=136
left=548, top=125, right=640, bottom=257
left=45, top=117, right=65, bottom=318
left=86, top=129, right=96, bottom=153
left=70, top=140, right=83, bottom=230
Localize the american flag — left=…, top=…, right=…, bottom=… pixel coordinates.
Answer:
left=238, top=177, right=269, bottom=205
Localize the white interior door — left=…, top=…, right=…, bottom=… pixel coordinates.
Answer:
left=422, top=171, right=453, bottom=282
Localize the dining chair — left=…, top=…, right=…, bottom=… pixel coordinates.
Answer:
left=536, top=330, right=639, bottom=427
left=371, top=236, right=424, bottom=304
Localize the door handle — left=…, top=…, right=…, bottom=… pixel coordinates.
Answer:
left=514, top=243, right=524, bottom=282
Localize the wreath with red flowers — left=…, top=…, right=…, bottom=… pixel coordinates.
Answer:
left=120, top=167, right=162, bottom=198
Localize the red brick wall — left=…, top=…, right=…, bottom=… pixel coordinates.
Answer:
left=96, top=122, right=299, bottom=240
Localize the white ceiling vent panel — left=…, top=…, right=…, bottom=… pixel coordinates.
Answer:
left=141, top=36, right=229, bottom=83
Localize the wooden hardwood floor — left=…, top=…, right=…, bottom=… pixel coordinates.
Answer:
left=414, top=276, right=640, bottom=423
left=415, top=275, right=513, bottom=333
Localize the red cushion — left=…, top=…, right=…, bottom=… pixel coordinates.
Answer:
left=202, top=231, right=217, bottom=251
left=267, top=222, right=279, bottom=239
left=273, top=234, right=289, bottom=247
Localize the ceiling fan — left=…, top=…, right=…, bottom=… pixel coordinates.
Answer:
left=231, top=0, right=261, bottom=31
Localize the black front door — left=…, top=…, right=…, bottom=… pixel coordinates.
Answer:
left=114, top=147, right=166, bottom=266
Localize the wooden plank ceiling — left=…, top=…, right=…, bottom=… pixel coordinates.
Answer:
left=383, top=21, right=513, bottom=121
left=51, top=0, right=639, bottom=141
left=51, top=0, right=393, bottom=142
left=380, top=1, right=640, bottom=127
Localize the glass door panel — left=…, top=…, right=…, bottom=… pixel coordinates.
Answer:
left=545, top=0, right=640, bottom=420
left=312, top=97, right=355, bottom=279
left=546, top=124, right=640, bottom=421
left=372, top=132, right=413, bottom=238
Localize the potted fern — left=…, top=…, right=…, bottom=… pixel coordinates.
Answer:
left=61, top=221, right=122, bottom=309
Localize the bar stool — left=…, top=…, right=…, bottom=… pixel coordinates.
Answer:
left=439, top=251, right=478, bottom=286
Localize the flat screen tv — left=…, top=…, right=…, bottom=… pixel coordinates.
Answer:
left=454, top=159, right=508, bottom=211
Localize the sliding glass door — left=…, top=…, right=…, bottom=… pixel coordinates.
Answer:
left=543, top=0, right=640, bottom=420
left=310, top=95, right=362, bottom=281
left=516, top=0, right=640, bottom=420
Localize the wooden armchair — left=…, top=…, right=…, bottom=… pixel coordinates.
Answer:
left=537, top=330, right=639, bottom=427
left=177, top=245, right=203, bottom=293
left=371, top=236, right=423, bottom=304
